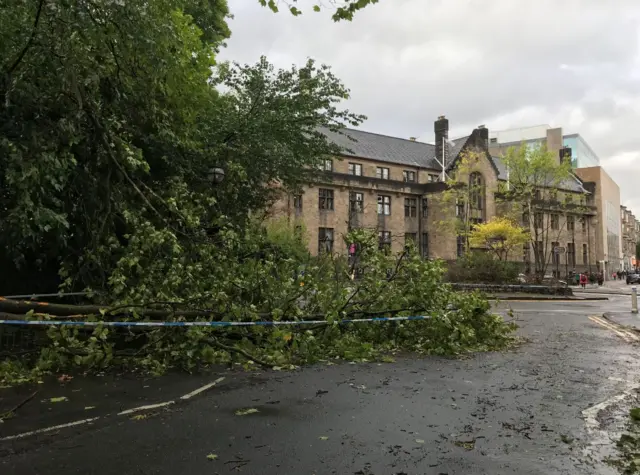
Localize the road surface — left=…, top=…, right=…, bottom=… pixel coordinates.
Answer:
left=2, top=295, right=640, bottom=474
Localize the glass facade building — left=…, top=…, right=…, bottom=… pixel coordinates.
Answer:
left=562, top=134, right=600, bottom=168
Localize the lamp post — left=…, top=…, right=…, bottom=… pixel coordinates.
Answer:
left=207, top=167, right=225, bottom=185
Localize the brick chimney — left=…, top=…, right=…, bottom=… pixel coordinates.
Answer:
left=476, top=124, right=489, bottom=149
left=435, top=115, right=449, bottom=167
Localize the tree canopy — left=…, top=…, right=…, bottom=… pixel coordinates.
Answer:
left=0, top=0, right=364, bottom=295
left=258, top=0, right=380, bottom=21
left=469, top=217, right=529, bottom=261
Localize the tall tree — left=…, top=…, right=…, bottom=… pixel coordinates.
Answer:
left=0, top=0, right=364, bottom=295
left=497, top=144, right=588, bottom=281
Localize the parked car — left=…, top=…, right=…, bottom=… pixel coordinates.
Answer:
left=627, top=273, right=640, bottom=285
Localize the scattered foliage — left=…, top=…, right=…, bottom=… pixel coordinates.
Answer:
left=446, top=252, right=520, bottom=285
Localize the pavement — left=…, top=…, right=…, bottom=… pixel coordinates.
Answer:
left=2, top=296, right=640, bottom=474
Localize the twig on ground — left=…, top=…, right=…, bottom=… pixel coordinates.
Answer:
left=0, top=390, right=38, bottom=420
left=209, top=338, right=272, bottom=368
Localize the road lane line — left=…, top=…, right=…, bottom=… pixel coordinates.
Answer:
left=582, top=381, right=640, bottom=431
left=0, top=417, right=100, bottom=441
left=117, top=401, right=175, bottom=416
left=591, top=315, right=640, bottom=342
left=588, top=316, right=633, bottom=342
left=180, top=377, right=225, bottom=400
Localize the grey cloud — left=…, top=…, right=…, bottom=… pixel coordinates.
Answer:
left=221, top=0, right=640, bottom=215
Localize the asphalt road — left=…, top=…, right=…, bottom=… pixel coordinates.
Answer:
left=3, top=296, right=640, bottom=475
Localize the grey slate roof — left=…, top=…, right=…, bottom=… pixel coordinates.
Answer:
left=490, top=155, right=588, bottom=193
left=319, top=127, right=469, bottom=171
left=320, top=126, right=588, bottom=194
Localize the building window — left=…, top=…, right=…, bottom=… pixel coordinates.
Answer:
left=583, top=243, right=588, bottom=264
left=403, top=170, right=416, bottom=183
left=318, top=188, right=334, bottom=210
left=318, top=228, right=334, bottom=254
left=456, top=235, right=465, bottom=257
left=348, top=163, right=362, bottom=176
left=534, top=189, right=541, bottom=201
left=582, top=217, right=587, bottom=233
left=565, top=194, right=574, bottom=205
left=469, top=172, right=484, bottom=210
left=551, top=214, right=559, bottom=230
left=421, top=233, right=429, bottom=258
left=552, top=241, right=560, bottom=266
left=523, top=243, right=530, bottom=262
left=404, top=233, right=417, bottom=249
left=376, top=167, right=390, bottom=180
left=422, top=198, right=428, bottom=218
left=320, top=159, right=333, bottom=172
left=567, top=215, right=575, bottom=231
left=567, top=243, right=576, bottom=267
left=428, top=174, right=440, bottom=182
left=490, top=137, right=497, bottom=144
left=534, top=212, right=543, bottom=229
left=456, top=199, right=465, bottom=217
left=378, top=231, right=392, bottom=251
left=293, top=194, right=303, bottom=210
left=404, top=198, right=417, bottom=217
left=349, top=191, right=364, bottom=213
left=377, top=195, right=391, bottom=215
left=522, top=212, right=530, bottom=227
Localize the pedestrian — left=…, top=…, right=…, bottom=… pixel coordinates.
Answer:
left=598, top=272, right=604, bottom=286
left=579, top=273, right=587, bottom=289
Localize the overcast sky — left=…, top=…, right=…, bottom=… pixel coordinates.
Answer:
left=221, top=0, right=640, bottom=216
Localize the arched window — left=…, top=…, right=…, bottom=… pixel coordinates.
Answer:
left=468, top=172, right=485, bottom=223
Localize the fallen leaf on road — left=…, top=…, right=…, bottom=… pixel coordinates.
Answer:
left=415, top=439, right=425, bottom=444
left=235, top=408, right=259, bottom=416
left=50, top=397, right=68, bottom=403
left=319, top=436, right=329, bottom=441
left=57, top=374, right=73, bottom=384
left=131, top=414, right=147, bottom=421
left=206, top=453, right=218, bottom=461
left=84, top=406, right=96, bottom=410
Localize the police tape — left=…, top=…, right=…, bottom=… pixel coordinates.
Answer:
left=0, top=315, right=433, bottom=328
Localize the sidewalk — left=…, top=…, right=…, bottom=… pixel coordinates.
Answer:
left=604, top=311, right=640, bottom=331
left=573, top=279, right=636, bottom=296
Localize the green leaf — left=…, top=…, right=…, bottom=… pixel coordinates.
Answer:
left=206, top=453, right=218, bottom=460
left=319, top=436, right=329, bottom=440
left=50, top=397, right=68, bottom=403
left=235, top=408, right=259, bottom=416
left=313, top=5, right=321, bottom=12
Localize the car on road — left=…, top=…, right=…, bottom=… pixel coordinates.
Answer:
left=627, top=272, right=640, bottom=285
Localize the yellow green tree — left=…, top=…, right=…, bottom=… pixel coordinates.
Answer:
left=469, top=217, right=529, bottom=261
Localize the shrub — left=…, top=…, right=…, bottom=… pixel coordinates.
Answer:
left=446, top=251, right=520, bottom=284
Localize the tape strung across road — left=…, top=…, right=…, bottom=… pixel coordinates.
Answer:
left=0, top=315, right=433, bottom=328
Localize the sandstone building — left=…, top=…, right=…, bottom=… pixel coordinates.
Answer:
left=272, top=117, right=599, bottom=274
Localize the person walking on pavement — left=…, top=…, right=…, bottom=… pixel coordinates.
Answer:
left=579, top=273, right=587, bottom=289
left=597, top=271, right=604, bottom=286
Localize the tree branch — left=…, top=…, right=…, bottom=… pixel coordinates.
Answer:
left=5, top=0, right=45, bottom=76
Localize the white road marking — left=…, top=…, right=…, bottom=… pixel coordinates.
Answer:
left=582, top=381, right=640, bottom=431
left=180, top=377, right=225, bottom=400
left=117, top=401, right=175, bottom=416
left=0, top=417, right=100, bottom=441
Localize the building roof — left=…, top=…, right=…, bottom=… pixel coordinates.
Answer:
left=491, top=155, right=587, bottom=193
left=320, top=126, right=587, bottom=194
left=319, top=127, right=469, bottom=171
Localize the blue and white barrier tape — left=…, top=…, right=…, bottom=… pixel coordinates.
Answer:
left=0, top=315, right=432, bottom=328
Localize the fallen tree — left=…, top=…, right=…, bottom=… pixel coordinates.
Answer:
left=0, top=229, right=517, bottom=381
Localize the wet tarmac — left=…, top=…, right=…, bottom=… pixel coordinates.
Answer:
left=2, top=297, right=640, bottom=474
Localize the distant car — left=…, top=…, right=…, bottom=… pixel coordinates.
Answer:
left=627, top=273, right=640, bottom=285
